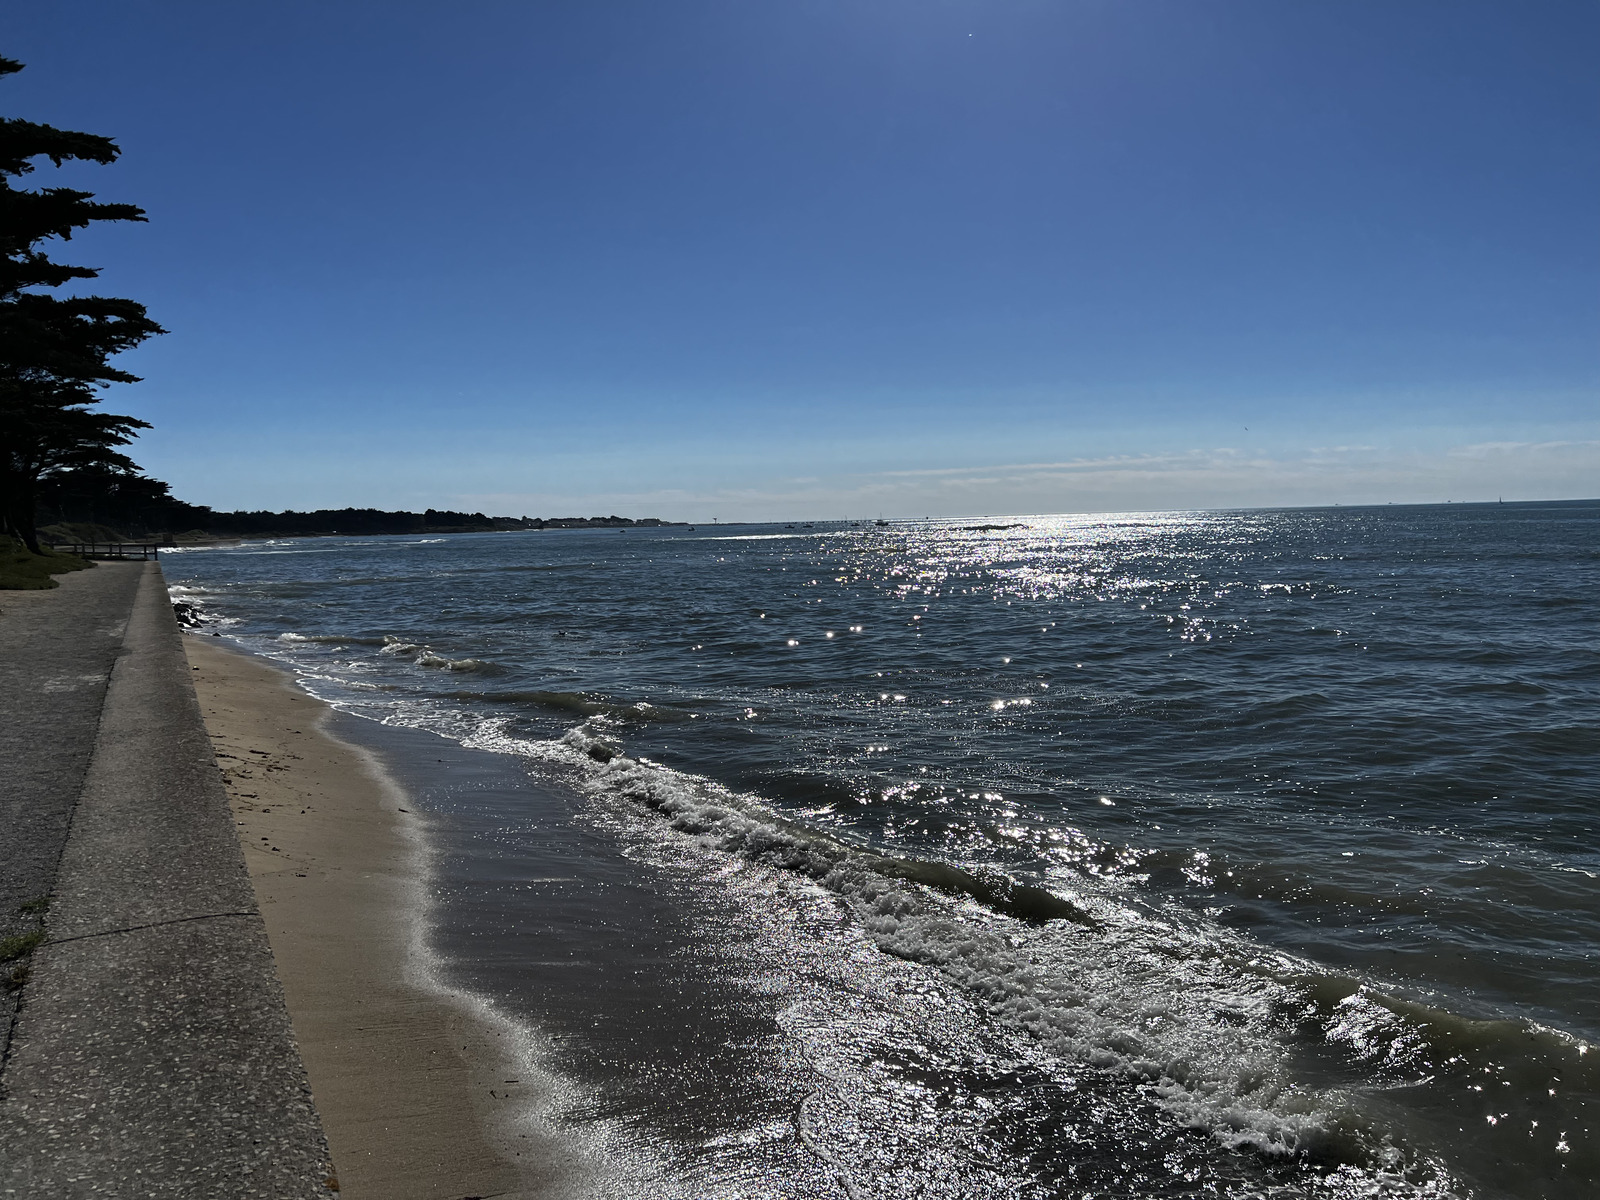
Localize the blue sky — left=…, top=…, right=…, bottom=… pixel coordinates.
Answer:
left=6, top=1, right=1596, bottom=518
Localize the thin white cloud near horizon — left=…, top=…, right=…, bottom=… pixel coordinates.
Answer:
left=454, top=439, right=1600, bottom=522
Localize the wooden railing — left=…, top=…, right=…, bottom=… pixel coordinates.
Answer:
left=51, top=541, right=167, bottom=561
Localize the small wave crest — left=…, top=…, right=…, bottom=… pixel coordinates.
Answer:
left=277, top=632, right=392, bottom=646
left=448, top=689, right=693, bottom=724
left=369, top=634, right=499, bottom=673
left=415, top=651, right=495, bottom=672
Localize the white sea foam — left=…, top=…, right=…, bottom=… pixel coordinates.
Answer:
left=440, top=717, right=1455, bottom=1189
left=167, top=585, right=243, bottom=628
left=415, top=651, right=492, bottom=672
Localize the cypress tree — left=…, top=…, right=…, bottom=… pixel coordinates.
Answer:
left=0, top=55, right=162, bottom=552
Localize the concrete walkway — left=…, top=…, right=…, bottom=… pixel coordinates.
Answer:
left=0, top=562, right=333, bottom=1196
left=1, top=562, right=145, bottom=1063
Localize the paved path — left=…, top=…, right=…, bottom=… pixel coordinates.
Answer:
left=1, top=563, right=145, bottom=1058
left=0, top=562, right=334, bottom=1197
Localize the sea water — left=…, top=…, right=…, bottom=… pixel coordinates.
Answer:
left=169, top=501, right=1599, bottom=1198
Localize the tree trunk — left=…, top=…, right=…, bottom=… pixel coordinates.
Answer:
left=1, top=468, right=42, bottom=554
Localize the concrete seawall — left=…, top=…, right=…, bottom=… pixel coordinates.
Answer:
left=0, top=562, right=333, bottom=1196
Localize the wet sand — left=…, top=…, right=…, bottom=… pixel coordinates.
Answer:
left=183, top=636, right=581, bottom=1199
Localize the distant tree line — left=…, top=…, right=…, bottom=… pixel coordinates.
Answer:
left=34, top=469, right=682, bottom=539
left=185, top=511, right=677, bottom=536
left=170, top=510, right=676, bottom=537
left=186, top=508, right=524, bottom=537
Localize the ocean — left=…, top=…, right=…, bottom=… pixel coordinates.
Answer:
left=168, top=501, right=1599, bottom=1199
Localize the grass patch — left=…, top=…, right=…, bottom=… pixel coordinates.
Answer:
left=0, top=928, right=45, bottom=962
left=0, top=536, right=93, bottom=590
left=2, top=917, right=49, bottom=994
left=19, top=896, right=50, bottom=915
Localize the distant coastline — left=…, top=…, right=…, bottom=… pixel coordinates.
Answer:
left=40, top=506, right=688, bottom=547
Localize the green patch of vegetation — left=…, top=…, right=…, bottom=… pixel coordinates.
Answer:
left=3, top=907, right=50, bottom=993
left=0, top=928, right=45, bottom=962
left=0, top=536, right=93, bottom=590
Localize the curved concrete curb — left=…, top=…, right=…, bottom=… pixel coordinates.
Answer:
left=0, top=564, right=333, bottom=1196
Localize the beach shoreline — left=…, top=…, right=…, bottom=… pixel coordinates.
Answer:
left=157, top=507, right=1600, bottom=1197
left=183, top=635, right=583, bottom=1200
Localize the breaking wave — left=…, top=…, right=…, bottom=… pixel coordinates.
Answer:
left=433, top=716, right=1576, bottom=1194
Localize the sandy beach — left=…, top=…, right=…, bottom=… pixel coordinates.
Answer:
left=183, top=636, right=580, bottom=1199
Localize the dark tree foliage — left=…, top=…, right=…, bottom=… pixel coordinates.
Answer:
left=36, top=463, right=211, bottom=536
left=0, top=55, right=163, bottom=552
left=199, top=508, right=509, bottom=537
